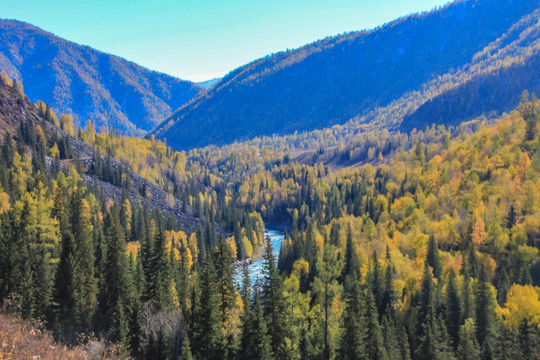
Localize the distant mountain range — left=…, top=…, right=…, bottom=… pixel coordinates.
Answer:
left=154, top=0, right=540, bottom=150
left=0, top=19, right=202, bottom=135
left=197, top=78, right=222, bottom=89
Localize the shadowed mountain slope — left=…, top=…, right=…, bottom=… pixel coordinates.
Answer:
left=0, top=19, right=203, bottom=135
left=155, top=0, right=540, bottom=149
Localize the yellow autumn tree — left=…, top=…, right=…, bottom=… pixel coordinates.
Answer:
left=471, top=217, right=488, bottom=248
left=496, top=284, right=540, bottom=329
left=60, top=113, right=75, bottom=135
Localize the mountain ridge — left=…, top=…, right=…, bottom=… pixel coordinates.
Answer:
left=154, top=0, right=540, bottom=150
left=0, top=19, right=203, bottom=135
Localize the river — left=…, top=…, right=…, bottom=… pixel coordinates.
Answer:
left=234, top=228, right=284, bottom=287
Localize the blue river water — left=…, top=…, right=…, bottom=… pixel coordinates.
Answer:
left=234, top=229, right=284, bottom=287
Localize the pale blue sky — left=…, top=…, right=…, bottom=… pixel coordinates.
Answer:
left=1, top=0, right=450, bottom=81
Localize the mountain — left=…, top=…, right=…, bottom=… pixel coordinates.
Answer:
left=0, top=74, right=206, bottom=230
left=197, top=77, right=222, bottom=89
left=154, top=0, right=540, bottom=150
left=0, top=19, right=203, bottom=135
left=399, top=7, right=540, bottom=132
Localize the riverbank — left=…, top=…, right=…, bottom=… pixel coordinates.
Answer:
left=233, top=229, right=285, bottom=285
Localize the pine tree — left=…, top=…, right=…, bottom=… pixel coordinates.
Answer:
left=446, top=269, right=462, bottom=350
left=364, top=288, right=388, bottom=360
left=53, top=231, right=77, bottom=342
left=98, top=213, right=131, bottom=344
left=69, top=190, right=98, bottom=331
left=457, top=318, right=480, bottom=360
left=339, top=273, right=367, bottom=359
left=426, top=235, right=442, bottom=280
left=340, top=223, right=357, bottom=282
left=146, top=230, right=174, bottom=310
left=517, top=318, right=539, bottom=360
left=261, top=235, right=288, bottom=359
left=239, top=287, right=273, bottom=360
left=399, top=327, right=412, bottom=360
left=496, top=267, right=510, bottom=306
left=193, top=255, right=223, bottom=360
left=415, top=263, right=444, bottom=360
left=475, top=265, right=495, bottom=348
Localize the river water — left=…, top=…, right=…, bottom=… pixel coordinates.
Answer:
left=234, top=229, right=284, bottom=286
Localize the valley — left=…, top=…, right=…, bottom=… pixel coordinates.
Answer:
left=0, top=0, right=539, bottom=359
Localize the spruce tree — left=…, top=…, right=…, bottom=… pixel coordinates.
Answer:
left=369, top=251, right=385, bottom=320
left=399, top=327, right=412, bottom=360
left=193, top=255, right=223, bottom=360
left=146, top=230, right=174, bottom=310
left=446, top=269, right=462, bottom=350
left=496, top=267, right=510, bottom=306
left=457, top=318, right=480, bottom=360
left=426, top=235, right=442, bottom=280
left=175, top=240, right=191, bottom=316
left=214, top=235, right=237, bottom=358
left=340, top=223, right=357, bottom=282
left=239, top=287, right=273, bottom=360
left=214, top=235, right=236, bottom=319
left=27, top=243, right=52, bottom=321
left=517, top=318, right=539, bottom=360
left=53, top=231, right=77, bottom=342
left=261, top=235, right=288, bottom=359
left=364, top=288, right=388, bottom=360
left=339, top=273, right=367, bottom=359
left=496, top=323, right=517, bottom=360
left=98, top=213, right=131, bottom=344
left=475, top=265, right=495, bottom=348
left=415, top=263, right=444, bottom=360
left=69, top=190, right=98, bottom=331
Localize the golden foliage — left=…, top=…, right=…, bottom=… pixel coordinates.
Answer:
left=496, top=284, right=540, bottom=329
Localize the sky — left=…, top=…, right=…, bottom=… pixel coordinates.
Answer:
left=1, top=0, right=450, bottom=82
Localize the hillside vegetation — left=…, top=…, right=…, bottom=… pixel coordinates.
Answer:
left=0, top=1, right=539, bottom=359
left=3, top=66, right=537, bottom=358
left=0, top=312, right=127, bottom=359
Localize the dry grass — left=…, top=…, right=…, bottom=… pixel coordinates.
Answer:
left=0, top=313, right=128, bottom=360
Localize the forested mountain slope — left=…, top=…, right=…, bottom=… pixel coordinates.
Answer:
left=399, top=7, right=540, bottom=132
left=0, top=73, right=205, bottom=231
left=155, top=0, right=540, bottom=149
left=0, top=19, right=203, bottom=135
left=1, top=62, right=539, bottom=359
